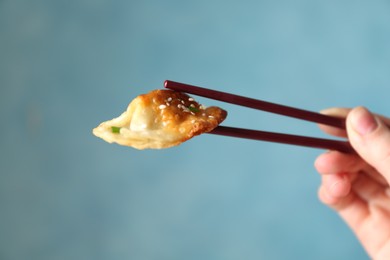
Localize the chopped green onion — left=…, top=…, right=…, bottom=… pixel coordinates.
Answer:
left=111, top=126, right=121, bottom=134
left=188, top=106, right=199, bottom=113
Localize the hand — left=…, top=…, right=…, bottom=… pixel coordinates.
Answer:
left=314, top=107, right=390, bottom=260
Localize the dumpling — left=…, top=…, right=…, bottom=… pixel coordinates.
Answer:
left=92, top=89, right=227, bottom=149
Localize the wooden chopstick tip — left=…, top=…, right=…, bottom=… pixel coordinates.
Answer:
left=164, top=80, right=177, bottom=89
left=164, top=80, right=190, bottom=91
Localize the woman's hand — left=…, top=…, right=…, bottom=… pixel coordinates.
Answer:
left=315, top=107, right=390, bottom=260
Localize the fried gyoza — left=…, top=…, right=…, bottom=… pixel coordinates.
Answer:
left=92, top=89, right=227, bottom=149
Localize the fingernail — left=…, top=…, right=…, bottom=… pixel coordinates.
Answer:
left=350, top=107, right=378, bottom=136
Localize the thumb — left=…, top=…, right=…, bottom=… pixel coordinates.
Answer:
left=346, top=106, right=390, bottom=183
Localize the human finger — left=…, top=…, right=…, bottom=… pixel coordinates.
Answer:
left=322, top=173, right=351, bottom=198
left=318, top=183, right=369, bottom=235
left=346, top=107, right=390, bottom=184
left=318, top=107, right=350, bottom=138
left=315, top=150, right=363, bottom=175
left=315, top=150, right=387, bottom=185
left=351, top=172, right=390, bottom=212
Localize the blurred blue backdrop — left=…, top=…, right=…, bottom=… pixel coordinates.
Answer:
left=1, top=0, right=389, bottom=259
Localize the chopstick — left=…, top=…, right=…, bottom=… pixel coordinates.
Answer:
left=210, top=126, right=354, bottom=153
left=164, top=80, right=353, bottom=153
left=165, top=80, right=345, bottom=129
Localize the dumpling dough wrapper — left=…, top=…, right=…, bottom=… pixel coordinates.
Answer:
left=93, top=89, right=227, bottom=149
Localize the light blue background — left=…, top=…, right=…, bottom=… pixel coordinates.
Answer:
left=1, top=0, right=389, bottom=259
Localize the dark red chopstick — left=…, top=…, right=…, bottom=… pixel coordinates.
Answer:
left=164, top=80, right=353, bottom=153
left=210, top=126, right=354, bottom=153
left=165, top=80, right=345, bottom=129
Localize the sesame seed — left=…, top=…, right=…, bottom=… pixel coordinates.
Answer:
left=189, top=104, right=195, bottom=108
left=159, top=104, right=166, bottom=109
left=188, top=98, right=194, bottom=101
left=208, top=115, right=215, bottom=118
left=167, top=97, right=172, bottom=102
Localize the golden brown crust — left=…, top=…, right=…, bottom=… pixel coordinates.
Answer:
left=92, top=89, right=227, bottom=149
